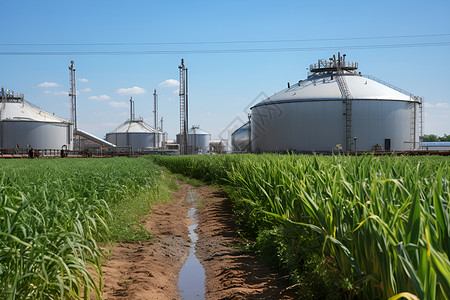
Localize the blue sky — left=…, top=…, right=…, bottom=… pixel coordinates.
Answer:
left=1, top=0, right=449, bottom=140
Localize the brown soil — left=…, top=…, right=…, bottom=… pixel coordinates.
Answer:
left=195, top=185, right=296, bottom=300
left=101, top=183, right=191, bottom=299
left=101, top=182, right=297, bottom=299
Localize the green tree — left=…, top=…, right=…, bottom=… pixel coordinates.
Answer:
left=421, top=134, right=439, bottom=142
left=438, top=134, right=450, bottom=142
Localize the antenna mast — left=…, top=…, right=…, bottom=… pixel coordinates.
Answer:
left=68, top=61, right=78, bottom=149
left=153, top=89, right=159, bottom=148
left=179, top=58, right=188, bottom=155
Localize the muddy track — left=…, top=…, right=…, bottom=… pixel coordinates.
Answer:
left=101, top=183, right=192, bottom=299
left=195, top=185, right=296, bottom=300
left=101, top=182, right=296, bottom=299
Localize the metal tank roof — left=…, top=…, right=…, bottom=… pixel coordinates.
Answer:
left=188, top=126, right=210, bottom=135
left=110, top=119, right=159, bottom=133
left=1, top=101, right=69, bottom=123
left=252, top=54, right=419, bottom=109
left=252, top=75, right=414, bottom=108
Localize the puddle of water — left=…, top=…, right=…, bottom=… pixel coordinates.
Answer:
left=178, top=192, right=205, bottom=299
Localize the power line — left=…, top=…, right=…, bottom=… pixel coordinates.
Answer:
left=0, top=33, right=449, bottom=47
left=0, top=41, right=449, bottom=56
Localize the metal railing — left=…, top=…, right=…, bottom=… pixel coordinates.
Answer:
left=309, top=61, right=358, bottom=71
left=362, top=75, right=413, bottom=97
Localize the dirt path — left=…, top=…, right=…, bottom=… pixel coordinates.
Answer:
left=101, top=182, right=296, bottom=299
left=101, top=183, right=191, bottom=299
left=195, top=185, right=296, bottom=300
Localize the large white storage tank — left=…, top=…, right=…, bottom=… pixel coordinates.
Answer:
left=250, top=54, right=423, bottom=153
left=0, top=88, right=72, bottom=150
left=105, top=118, right=162, bottom=151
left=177, top=126, right=211, bottom=154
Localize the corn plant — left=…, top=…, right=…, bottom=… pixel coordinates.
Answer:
left=152, top=154, right=450, bottom=299
left=0, top=157, right=167, bottom=299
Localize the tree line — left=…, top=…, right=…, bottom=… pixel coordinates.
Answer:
left=420, top=134, right=450, bottom=142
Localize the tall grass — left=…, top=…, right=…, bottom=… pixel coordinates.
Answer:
left=151, top=154, right=450, bottom=299
left=0, top=157, right=168, bottom=299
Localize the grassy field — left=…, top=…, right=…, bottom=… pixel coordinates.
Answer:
left=151, top=154, right=450, bottom=299
left=0, top=157, right=171, bottom=299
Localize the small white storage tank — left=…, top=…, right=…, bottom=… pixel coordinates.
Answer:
left=0, top=88, right=72, bottom=150
left=250, top=53, right=423, bottom=153
left=105, top=118, right=162, bottom=151
left=177, top=125, right=211, bottom=154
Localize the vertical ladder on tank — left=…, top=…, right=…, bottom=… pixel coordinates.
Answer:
left=418, top=96, right=423, bottom=139
left=409, top=101, right=416, bottom=150
left=410, top=95, right=423, bottom=150
left=0, top=87, right=5, bottom=119
left=335, top=62, right=353, bottom=152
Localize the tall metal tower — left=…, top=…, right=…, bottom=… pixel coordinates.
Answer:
left=68, top=61, right=78, bottom=150
left=179, top=58, right=188, bottom=155
left=153, top=89, right=159, bottom=148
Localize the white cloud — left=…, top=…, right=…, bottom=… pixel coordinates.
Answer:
left=54, top=91, right=69, bottom=95
left=81, top=88, right=92, bottom=93
left=79, top=78, right=88, bottom=83
left=116, top=86, right=146, bottom=95
left=424, top=102, right=450, bottom=109
left=436, top=102, right=449, bottom=108
left=109, top=101, right=128, bottom=108
left=38, top=82, right=59, bottom=88
left=43, top=90, right=68, bottom=96
left=172, top=89, right=180, bottom=94
left=89, top=94, right=110, bottom=101
left=159, top=79, right=179, bottom=87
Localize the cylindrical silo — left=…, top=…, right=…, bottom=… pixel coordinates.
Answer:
left=105, top=119, right=162, bottom=151
left=177, top=126, right=211, bottom=154
left=250, top=53, right=422, bottom=153
left=0, top=89, right=73, bottom=150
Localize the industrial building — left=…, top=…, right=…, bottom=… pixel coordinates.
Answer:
left=0, top=88, right=73, bottom=150
left=420, top=142, right=450, bottom=152
left=240, top=53, right=423, bottom=153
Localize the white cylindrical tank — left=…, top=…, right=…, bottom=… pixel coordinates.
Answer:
left=177, top=126, right=211, bottom=154
left=250, top=55, right=422, bottom=153
left=0, top=90, right=72, bottom=150
left=105, top=119, right=162, bottom=151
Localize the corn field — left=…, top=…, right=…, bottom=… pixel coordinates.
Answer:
left=0, top=157, right=166, bottom=299
left=152, top=154, right=450, bottom=299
